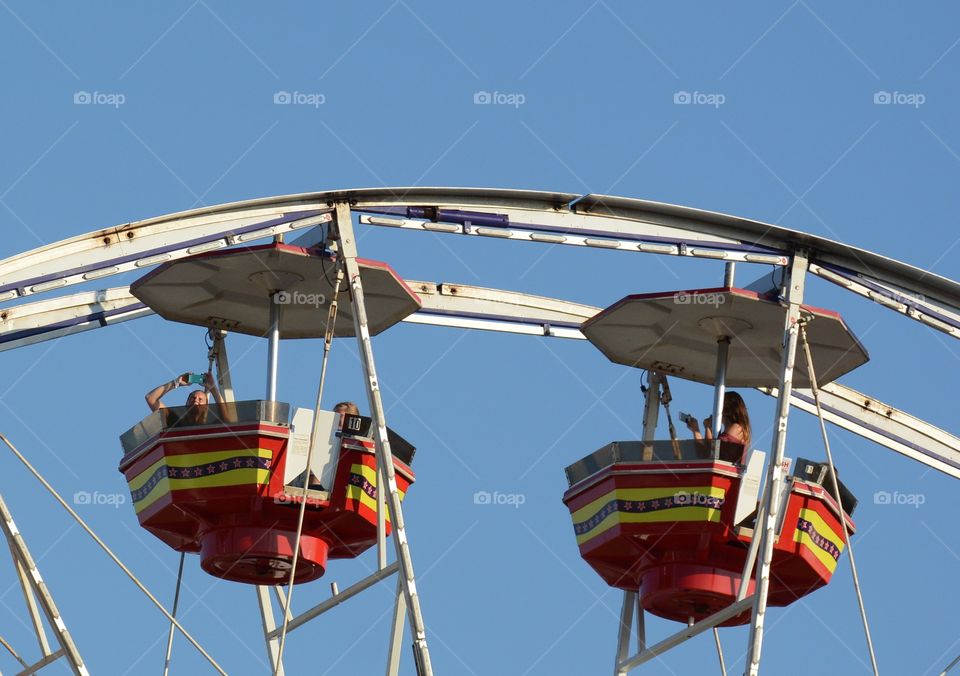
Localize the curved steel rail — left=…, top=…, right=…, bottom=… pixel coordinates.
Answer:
left=0, top=187, right=958, bottom=479
left=1, top=188, right=957, bottom=338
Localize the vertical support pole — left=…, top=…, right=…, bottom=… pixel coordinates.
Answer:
left=385, top=575, right=407, bottom=676
left=723, top=262, right=736, bottom=288
left=333, top=203, right=433, bottom=676
left=256, top=585, right=286, bottom=676
left=614, top=590, right=636, bottom=676
left=162, top=553, right=185, bottom=676
left=712, top=628, right=727, bottom=676
left=744, top=251, right=808, bottom=676
left=272, top=264, right=346, bottom=675
left=266, top=296, right=281, bottom=401
left=635, top=594, right=645, bottom=653
left=711, top=337, right=730, bottom=450
left=11, top=540, right=51, bottom=657
left=614, top=372, right=661, bottom=674
left=642, top=371, right=662, bottom=450
left=0, top=494, right=88, bottom=676
left=211, top=330, right=234, bottom=402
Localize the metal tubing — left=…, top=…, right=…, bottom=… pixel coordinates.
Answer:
left=268, top=562, right=400, bottom=637
left=211, top=330, right=234, bottom=402
left=713, top=628, right=728, bottom=676
left=618, top=597, right=754, bottom=671
left=711, top=337, right=730, bottom=452
left=256, top=586, right=285, bottom=676
left=643, top=371, right=662, bottom=445
left=724, top=262, right=736, bottom=287
left=162, top=553, right=185, bottom=676
left=736, top=500, right=766, bottom=602
left=799, top=325, right=880, bottom=676
left=614, top=591, right=637, bottom=676
left=1, top=494, right=87, bottom=676
left=266, top=296, right=281, bottom=401
left=614, top=371, right=660, bottom=673
left=744, top=251, right=808, bottom=676
left=386, top=575, right=407, bottom=676
left=273, top=265, right=344, bottom=675
left=635, top=596, right=645, bottom=654
left=941, top=652, right=960, bottom=675
left=10, top=540, right=51, bottom=657
left=334, top=203, right=433, bottom=675
left=0, top=435, right=227, bottom=676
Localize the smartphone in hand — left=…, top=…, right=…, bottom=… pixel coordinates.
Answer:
left=187, top=373, right=205, bottom=385
left=679, top=412, right=694, bottom=425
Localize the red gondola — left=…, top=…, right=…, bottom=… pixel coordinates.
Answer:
left=564, top=287, right=864, bottom=624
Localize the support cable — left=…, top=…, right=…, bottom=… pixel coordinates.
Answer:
left=272, top=263, right=345, bottom=675
left=0, top=634, right=28, bottom=668
left=162, top=552, right=186, bottom=676
left=799, top=322, right=880, bottom=676
left=659, top=375, right=682, bottom=459
left=0, top=433, right=227, bottom=676
left=941, top=652, right=960, bottom=675
left=712, top=628, right=727, bottom=676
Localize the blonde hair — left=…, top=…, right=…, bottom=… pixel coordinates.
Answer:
left=333, top=401, right=359, bottom=416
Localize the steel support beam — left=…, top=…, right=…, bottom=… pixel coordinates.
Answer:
left=617, top=597, right=754, bottom=672
left=745, top=251, right=808, bottom=675
left=1, top=494, right=88, bottom=675
left=334, top=202, right=433, bottom=675
left=268, top=562, right=400, bottom=637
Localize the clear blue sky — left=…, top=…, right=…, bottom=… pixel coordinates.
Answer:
left=1, top=2, right=958, bottom=674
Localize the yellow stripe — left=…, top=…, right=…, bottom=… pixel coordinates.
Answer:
left=574, top=505, right=723, bottom=545
left=135, top=468, right=270, bottom=514
left=571, top=485, right=724, bottom=523
left=128, top=448, right=271, bottom=490
left=572, top=486, right=726, bottom=546
left=793, top=507, right=845, bottom=573
left=344, top=463, right=406, bottom=514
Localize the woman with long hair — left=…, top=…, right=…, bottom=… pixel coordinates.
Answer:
left=685, top=391, right=751, bottom=451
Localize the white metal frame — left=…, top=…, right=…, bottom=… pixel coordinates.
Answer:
left=2, top=187, right=959, bottom=674
left=0, top=494, right=88, bottom=676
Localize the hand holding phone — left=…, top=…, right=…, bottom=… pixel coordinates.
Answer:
left=187, top=373, right=205, bottom=385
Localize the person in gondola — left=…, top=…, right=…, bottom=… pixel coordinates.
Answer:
left=287, top=402, right=362, bottom=492
left=333, top=401, right=360, bottom=430
left=684, top=391, right=752, bottom=462
left=145, top=372, right=226, bottom=427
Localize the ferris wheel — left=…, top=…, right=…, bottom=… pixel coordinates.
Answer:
left=0, top=187, right=958, bottom=675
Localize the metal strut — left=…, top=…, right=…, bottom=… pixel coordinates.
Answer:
left=162, top=552, right=186, bottom=676
left=0, top=433, right=227, bottom=676
left=0, top=493, right=88, bottom=676
left=272, top=262, right=345, bottom=675
left=334, top=203, right=434, bottom=675
left=798, top=322, right=880, bottom=676
left=745, top=251, right=808, bottom=676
